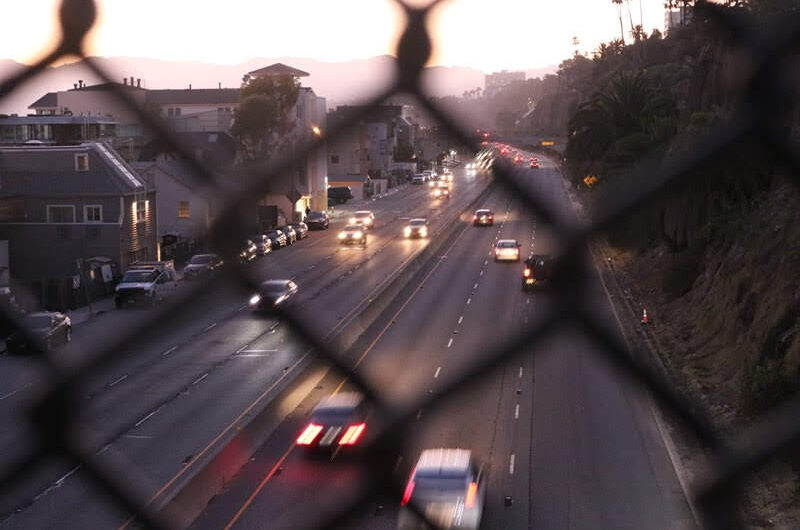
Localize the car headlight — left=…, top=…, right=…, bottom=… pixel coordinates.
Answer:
left=349, top=217, right=357, bottom=224
left=249, top=294, right=261, bottom=306
left=404, top=227, right=411, bottom=236
left=420, top=227, right=428, bottom=236
left=338, top=232, right=347, bottom=239
left=353, top=231, right=363, bottom=238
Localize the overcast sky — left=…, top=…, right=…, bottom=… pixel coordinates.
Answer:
left=3, top=0, right=667, bottom=72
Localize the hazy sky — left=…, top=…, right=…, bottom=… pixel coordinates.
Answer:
left=3, top=0, right=667, bottom=72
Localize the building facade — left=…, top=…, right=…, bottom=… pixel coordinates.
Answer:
left=0, top=143, right=156, bottom=310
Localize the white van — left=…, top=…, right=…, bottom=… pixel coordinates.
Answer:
left=114, top=261, right=178, bottom=307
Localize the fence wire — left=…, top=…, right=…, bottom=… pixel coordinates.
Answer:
left=0, top=1, right=798, bottom=529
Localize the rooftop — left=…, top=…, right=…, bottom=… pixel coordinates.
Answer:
left=247, top=63, right=309, bottom=78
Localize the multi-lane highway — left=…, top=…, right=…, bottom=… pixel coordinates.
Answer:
left=0, top=168, right=492, bottom=529
left=188, top=154, right=697, bottom=530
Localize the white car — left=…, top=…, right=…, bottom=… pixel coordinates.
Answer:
left=494, top=239, right=521, bottom=262
left=349, top=210, right=375, bottom=229
left=398, top=448, right=486, bottom=530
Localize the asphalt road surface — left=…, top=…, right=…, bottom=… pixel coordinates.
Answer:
left=187, top=156, right=697, bottom=530
left=0, top=167, right=491, bottom=529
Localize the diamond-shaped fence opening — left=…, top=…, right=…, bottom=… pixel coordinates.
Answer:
left=1, top=1, right=800, bottom=529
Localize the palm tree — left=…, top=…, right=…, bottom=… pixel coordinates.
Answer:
left=611, top=0, right=626, bottom=45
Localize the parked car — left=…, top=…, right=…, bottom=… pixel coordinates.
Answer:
left=265, top=230, right=287, bottom=249
left=114, top=261, right=178, bottom=307
left=289, top=222, right=309, bottom=239
left=183, top=254, right=223, bottom=280
left=278, top=225, right=297, bottom=245
left=239, top=239, right=258, bottom=263
left=305, top=211, right=329, bottom=230
left=5, top=312, right=72, bottom=354
left=328, top=186, right=354, bottom=204
left=249, top=279, right=299, bottom=311
left=248, top=234, right=272, bottom=256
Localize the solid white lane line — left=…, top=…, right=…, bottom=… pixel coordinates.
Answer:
left=0, top=383, right=31, bottom=401
left=192, top=373, right=209, bottom=385
left=135, top=406, right=163, bottom=427
left=236, top=344, right=249, bottom=354
left=458, top=315, right=463, bottom=325
left=56, top=465, right=80, bottom=486
left=121, top=434, right=152, bottom=439
left=509, top=454, right=516, bottom=475
left=203, top=322, right=217, bottom=332
left=515, top=404, right=520, bottom=419
left=161, top=345, right=178, bottom=357
left=434, top=367, right=441, bottom=378
left=108, top=375, right=128, bottom=387
left=447, top=338, right=454, bottom=348
left=236, top=354, right=271, bottom=358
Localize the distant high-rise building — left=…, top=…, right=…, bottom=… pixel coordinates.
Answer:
left=484, top=70, right=525, bottom=98
left=664, top=7, right=692, bottom=35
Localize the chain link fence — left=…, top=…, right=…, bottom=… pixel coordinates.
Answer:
left=1, top=1, right=799, bottom=529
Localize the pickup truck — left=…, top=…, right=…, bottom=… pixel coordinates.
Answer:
left=115, top=260, right=178, bottom=307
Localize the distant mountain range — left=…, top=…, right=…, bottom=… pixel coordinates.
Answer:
left=0, top=56, right=557, bottom=115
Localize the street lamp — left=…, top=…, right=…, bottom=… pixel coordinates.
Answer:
left=311, top=125, right=322, bottom=137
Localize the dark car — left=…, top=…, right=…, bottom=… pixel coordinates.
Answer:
left=473, top=209, right=494, bottom=226
left=248, top=234, right=272, bottom=257
left=289, top=222, right=309, bottom=239
left=305, top=211, right=329, bottom=230
left=265, top=230, right=287, bottom=249
left=328, top=186, right=354, bottom=204
left=522, top=254, right=553, bottom=291
left=6, top=312, right=72, bottom=354
left=249, top=279, right=299, bottom=311
left=240, top=240, right=258, bottom=263
left=278, top=226, right=297, bottom=245
left=296, top=392, right=369, bottom=455
left=183, top=254, right=223, bottom=280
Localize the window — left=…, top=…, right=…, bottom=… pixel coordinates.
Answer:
left=47, top=205, right=75, bottom=223
left=136, top=200, right=147, bottom=223
left=84, top=205, right=102, bottom=223
left=75, top=153, right=89, bottom=171
left=330, top=154, right=340, bottom=164
left=178, top=201, right=190, bottom=219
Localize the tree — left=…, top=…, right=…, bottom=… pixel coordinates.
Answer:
left=231, top=74, right=300, bottom=162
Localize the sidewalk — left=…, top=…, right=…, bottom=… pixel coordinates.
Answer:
left=66, top=296, right=116, bottom=326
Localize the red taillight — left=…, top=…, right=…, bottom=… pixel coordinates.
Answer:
left=339, top=423, right=366, bottom=445
left=465, top=482, right=478, bottom=508
left=523, top=268, right=531, bottom=277
left=401, top=479, right=415, bottom=506
left=296, top=423, right=323, bottom=445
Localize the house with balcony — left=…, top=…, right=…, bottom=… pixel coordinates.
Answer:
left=0, top=142, right=156, bottom=310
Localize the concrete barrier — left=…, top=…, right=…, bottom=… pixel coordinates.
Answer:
left=152, top=178, right=498, bottom=529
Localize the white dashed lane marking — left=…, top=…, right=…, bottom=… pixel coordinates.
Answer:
left=509, top=454, right=516, bottom=475
left=515, top=404, right=520, bottom=419
left=434, top=367, right=441, bottom=378
left=458, top=316, right=463, bottom=325
left=161, top=345, right=177, bottom=357
left=108, top=375, right=128, bottom=387
left=447, top=338, right=454, bottom=349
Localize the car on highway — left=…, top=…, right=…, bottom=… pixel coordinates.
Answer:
left=278, top=225, right=297, bottom=245
left=431, top=185, right=450, bottom=199
left=412, top=173, right=426, bottom=185
left=472, top=209, right=494, bottom=226
left=248, top=234, right=272, bottom=256
left=529, top=157, right=540, bottom=169
left=239, top=239, right=258, bottom=262
left=265, top=230, right=288, bottom=249
left=398, top=448, right=486, bottom=530
left=442, top=168, right=454, bottom=182
left=296, top=392, right=369, bottom=455
left=305, top=210, right=329, bottom=230
left=249, top=279, right=298, bottom=311
left=349, top=210, right=375, bottom=229
left=403, top=218, right=429, bottom=238
left=183, top=253, right=224, bottom=280
left=422, top=169, right=434, bottom=181
left=522, top=254, right=554, bottom=291
left=289, top=221, right=309, bottom=239
left=338, top=225, right=367, bottom=245
left=494, top=239, right=521, bottom=262
left=5, top=312, right=72, bottom=354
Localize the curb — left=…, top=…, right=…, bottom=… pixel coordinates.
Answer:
left=151, top=177, right=498, bottom=528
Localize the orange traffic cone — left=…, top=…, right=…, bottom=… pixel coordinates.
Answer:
left=641, top=307, right=650, bottom=325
